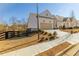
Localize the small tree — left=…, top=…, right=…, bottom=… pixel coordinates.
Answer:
left=22, top=18, right=27, bottom=30
left=4, top=23, right=8, bottom=32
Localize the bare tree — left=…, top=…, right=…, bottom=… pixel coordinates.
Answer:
left=22, top=18, right=27, bottom=30
left=0, top=19, right=8, bottom=32
left=17, top=20, right=21, bottom=31
left=10, top=16, right=17, bottom=31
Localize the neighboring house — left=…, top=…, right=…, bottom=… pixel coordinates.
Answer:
left=27, top=10, right=78, bottom=31
left=77, top=20, right=79, bottom=27
left=55, top=15, right=64, bottom=28
left=63, top=17, right=77, bottom=28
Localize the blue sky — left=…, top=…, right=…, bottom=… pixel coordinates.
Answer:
left=0, top=3, right=37, bottom=24
left=0, top=3, right=79, bottom=24
left=38, top=3, right=79, bottom=18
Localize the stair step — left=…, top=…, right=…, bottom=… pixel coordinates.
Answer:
left=62, top=43, right=79, bottom=56
left=36, top=42, right=72, bottom=56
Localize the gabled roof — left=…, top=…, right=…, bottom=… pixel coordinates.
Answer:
left=63, top=17, right=77, bottom=22
left=70, top=17, right=76, bottom=21
left=40, top=10, right=52, bottom=17
left=63, top=17, right=68, bottom=21
left=55, top=15, right=64, bottom=21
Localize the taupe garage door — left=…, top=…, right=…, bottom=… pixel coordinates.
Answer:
left=40, top=23, right=52, bottom=30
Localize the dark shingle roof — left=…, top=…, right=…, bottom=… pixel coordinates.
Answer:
left=63, top=17, right=68, bottom=21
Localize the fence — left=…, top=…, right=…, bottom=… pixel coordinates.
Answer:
left=0, top=30, right=29, bottom=40
left=0, top=32, right=5, bottom=40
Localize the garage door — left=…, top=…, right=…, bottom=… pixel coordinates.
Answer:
left=40, top=23, right=52, bottom=30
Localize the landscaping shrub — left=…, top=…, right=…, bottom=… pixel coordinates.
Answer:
left=53, top=31, right=57, bottom=37
left=45, top=37, right=48, bottom=40
left=40, top=31, right=44, bottom=34
left=38, top=37, right=44, bottom=42
left=41, top=37, right=44, bottom=40
left=49, top=36, right=54, bottom=40
left=43, top=32, right=47, bottom=35
left=48, top=33, right=52, bottom=36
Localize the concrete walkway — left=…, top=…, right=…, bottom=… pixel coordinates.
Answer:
left=66, top=33, right=79, bottom=44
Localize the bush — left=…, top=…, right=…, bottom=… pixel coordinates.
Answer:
left=53, top=31, right=57, bottom=36
left=49, top=36, right=54, bottom=40
left=39, top=29, right=42, bottom=32
left=40, top=30, right=44, bottom=34
left=43, top=32, right=47, bottom=35
left=38, top=37, right=44, bottom=42
left=48, top=33, right=52, bottom=36
left=45, top=38, right=48, bottom=40
left=53, top=31, right=57, bottom=39
left=41, top=37, right=44, bottom=40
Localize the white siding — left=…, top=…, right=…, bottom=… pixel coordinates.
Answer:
left=28, top=10, right=79, bottom=30
left=39, top=17, right=54, bottom=29
left=28, top=13, right=37, bottom=29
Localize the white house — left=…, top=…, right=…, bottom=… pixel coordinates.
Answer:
left=27, top=10, right=78, bottom=31
left=28, top=10, right=59, bottom=31
left=62, top=17, right=77, bottom=28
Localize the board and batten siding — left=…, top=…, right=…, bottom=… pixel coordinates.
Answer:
left=27, top=13, right=38, bottom=31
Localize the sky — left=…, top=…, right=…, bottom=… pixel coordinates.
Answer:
left=0, top=3, right=79, bottom=25
left=0, top=3, right=37, bottom=24
left=38, top=3, right=79, bottom=18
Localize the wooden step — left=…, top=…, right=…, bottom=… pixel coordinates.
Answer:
left=62, top=43, right=79, bottom=56
left=36, top=42, right=72, bottom=56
